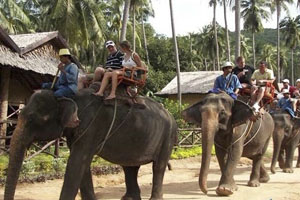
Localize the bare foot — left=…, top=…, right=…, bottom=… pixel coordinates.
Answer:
left=105, top=95, right=116, bottom=100
left=93, top=92, right=103, bottom=96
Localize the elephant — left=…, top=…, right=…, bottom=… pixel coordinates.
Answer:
left=4, top=89, right=177, bottom=200
left=182, top=92, right=274, bottom=196
left=270, top=111, right=300, bottom=173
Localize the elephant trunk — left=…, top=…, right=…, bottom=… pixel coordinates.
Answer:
left=4, top=119, right=32, bottom=200
left=199, top=110, right=218, bottom=194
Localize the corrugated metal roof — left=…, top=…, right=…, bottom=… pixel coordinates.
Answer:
left=156, top=71, right=223, bottom=95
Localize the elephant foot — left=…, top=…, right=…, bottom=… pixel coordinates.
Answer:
left=271, top=167, right=276, bottom=174
left=259, top=175, right=270, bottom=183
left=248, top=180, right=260, bottom=187
left=278, top=161, right=285, bottom=169
left=283, top=168, right=294, bottom=173
left=216, top=184, right=237, bottom=196
left=121, top=195, right=141, bottom=200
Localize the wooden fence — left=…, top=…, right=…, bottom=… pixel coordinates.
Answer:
left=177, top=128, right=202, bottom=147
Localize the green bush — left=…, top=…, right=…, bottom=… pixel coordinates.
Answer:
left=32, top=155, right=54, bottom=172
left=171, top=146, right=215, bottom=160
left=0, top=155, right=8, bottom=178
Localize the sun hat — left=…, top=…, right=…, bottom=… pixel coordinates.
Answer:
left=282, top=79, right=290, bottom=83
left=58, top=48, right=71, bottom=56
left=296, top=79, right=300, bottom=83
left=222, top=61, right=234, bottom=68
left=105, top=40, right=115, bottom=48
left=282, top=89, right=290, bottom=94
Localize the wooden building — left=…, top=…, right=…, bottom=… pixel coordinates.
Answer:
left=0, top=27, right=76, bottom=145
left=155, top=71, right=222, bottom=105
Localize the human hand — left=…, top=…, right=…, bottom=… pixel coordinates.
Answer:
left=237, top=71, right=244, bottom=77
left=106, top=68, right=113, bottom=72
left=58, top=63, right=65, bottom=71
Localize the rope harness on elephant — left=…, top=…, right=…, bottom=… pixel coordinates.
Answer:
left=214, top=117, right=262, bottom=154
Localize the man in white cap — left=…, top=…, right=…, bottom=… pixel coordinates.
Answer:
left=210, top=61, right=242, bottom=99
left=78, top=40, right=124, bottom=89
left=278, top=88, right=297, bottom=117
left=280, top=79, right=297, bottom=96
left=42, top=48, right=79, bottom=98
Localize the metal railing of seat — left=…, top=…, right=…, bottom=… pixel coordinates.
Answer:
left=177, top=128, right=202, bottom=147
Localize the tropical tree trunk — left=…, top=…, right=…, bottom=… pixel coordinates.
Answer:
left=205, top=58, right=208, bottom=71
left=223, top=0, right=230, bottom=61
left=213, top=2, right=220, bottom=70
left=276, top=3, right=281, bottom=82
left=120, top=0, right=131, bottom=42
left=291, top=49, right=294, bottom=85
left=0, top=67, right=10, bottom=148
left=169, top=0, right=181, bottom=106
left=141, top=16, right=150, bottom=66
left=235, top=0, right=241, bottom=59
left=252, top=32, right=256, bottom=67
left=132, top=4, right=136, bottom=52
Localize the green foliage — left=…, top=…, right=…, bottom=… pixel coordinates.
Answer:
left=0, top=156, right=8, bottom=177
left=171, top=146, right=215, bottom=160
left=162, top=99, right=190, bottom=128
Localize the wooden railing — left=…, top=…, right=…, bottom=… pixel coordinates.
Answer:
left=177, top=128, right=202, bottom=147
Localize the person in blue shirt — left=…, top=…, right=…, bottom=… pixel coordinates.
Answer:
left=42, top=48, right=79, bottom=98
left=210, top=61, right=242, bottom=100
left=278, top=89, right=297, bottom=117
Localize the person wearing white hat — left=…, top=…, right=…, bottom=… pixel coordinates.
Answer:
left=42, top=48, right=79, bottom=98
left=250, top=61, right=275, bottom=112
left=280, top=78, right=297, bottom=97
left=278, top=88, right=296, bottom=117
left=210, top=61, right=242, bottom=99
left=77, top=40, right=124, bottom=89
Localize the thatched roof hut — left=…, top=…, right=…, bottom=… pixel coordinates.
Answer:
left=156, top=71, right=222, bottom=105
left=0, top=26, right=79, bottom=139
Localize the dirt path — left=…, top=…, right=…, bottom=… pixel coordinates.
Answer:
left=1, top=153, right=300, bottom=199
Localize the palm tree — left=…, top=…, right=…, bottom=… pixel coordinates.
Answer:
left=259, top=44, right=277, bottom=71
left=270, top=0, right=293, bottom=82
left=169, top=0, right=181, bottom=106
left=221, top=0, right=231, bottom=61
left=120, top=0, right=131, bottom=41
left=209, top=0, right=220, bottom=70
left=0, top=0, right=33, bottom=33
left=280, top=16, right=300, bottom=84
left=235, top=0, right=241, bottom=60
left=240, top=34, right=251, bottom=60
left=241, top=0, right=270, bottom=67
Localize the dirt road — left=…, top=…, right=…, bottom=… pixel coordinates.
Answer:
left=1, top=154, right=300, bottom=200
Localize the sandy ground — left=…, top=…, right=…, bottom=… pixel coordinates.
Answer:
left=1, top=147, right=300, bottom=200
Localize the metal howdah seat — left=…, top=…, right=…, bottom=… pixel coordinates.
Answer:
left=117, top=66, right=148, bottom=97
left=239, top=82, right=275, bottom=107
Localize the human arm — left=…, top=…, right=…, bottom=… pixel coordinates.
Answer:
left=65, top=64, right=79, bottom=84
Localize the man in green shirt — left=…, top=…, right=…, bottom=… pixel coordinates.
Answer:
left=250, top=61, right=275, bottom=111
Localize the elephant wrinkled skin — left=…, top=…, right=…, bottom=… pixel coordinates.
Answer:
left=182, top=93, right=274, bottom=196
left=4, top=89, right=177, bottom=200
left=270, top=111, right=300, bottom=174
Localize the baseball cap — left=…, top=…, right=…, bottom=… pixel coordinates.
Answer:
left=282, top=79, right=290, bottom=83
left=282, top=89, right=290, bottom=94
left=105, top=40, right=115, bottom=48
left=222, top=61, right=234, bottom=68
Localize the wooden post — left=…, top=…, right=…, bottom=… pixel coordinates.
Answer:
left=54, top=139, right=59, bottom=157
left=0, top=67, right=11, bottom=148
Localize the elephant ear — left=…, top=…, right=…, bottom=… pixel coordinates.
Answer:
left=232, top=100, right=255, bottom=127
left=57, top=97, right=79, bottom=128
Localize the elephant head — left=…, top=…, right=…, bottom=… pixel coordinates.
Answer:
left=182, top=93, right=254, bottom=194
left=4, top=90, right=79, bottom=200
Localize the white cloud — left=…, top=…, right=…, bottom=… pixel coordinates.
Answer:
left=149, top=0, right=300, bottom=37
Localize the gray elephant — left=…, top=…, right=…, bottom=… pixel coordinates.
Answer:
left=270, top=111, right=300, bottom=173
left=4, top=89, right=177, bottom=200
left=182, top=93, right=274, bottom=196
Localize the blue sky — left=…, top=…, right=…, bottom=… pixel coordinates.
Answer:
left=148, top=0, right=300, bottom=37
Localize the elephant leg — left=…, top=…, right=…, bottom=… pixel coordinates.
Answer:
left=122, top=166, right=141, bottom=200
left=216, top=140, right=243, bottom=196
left=248, top=155, right=262, bottom=187
left=259, top=162, right=270, bottom=183
left=271, top=133, right=284, bottom=174
left=80, top=167, right=96, bottom=200
left=296, top=146, right=300, bottom=168
left=60, top=143, right=95, bottom=200
left=283, top=142, right=297, bottom=173
left=215, top=145, right=227, bottom=174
